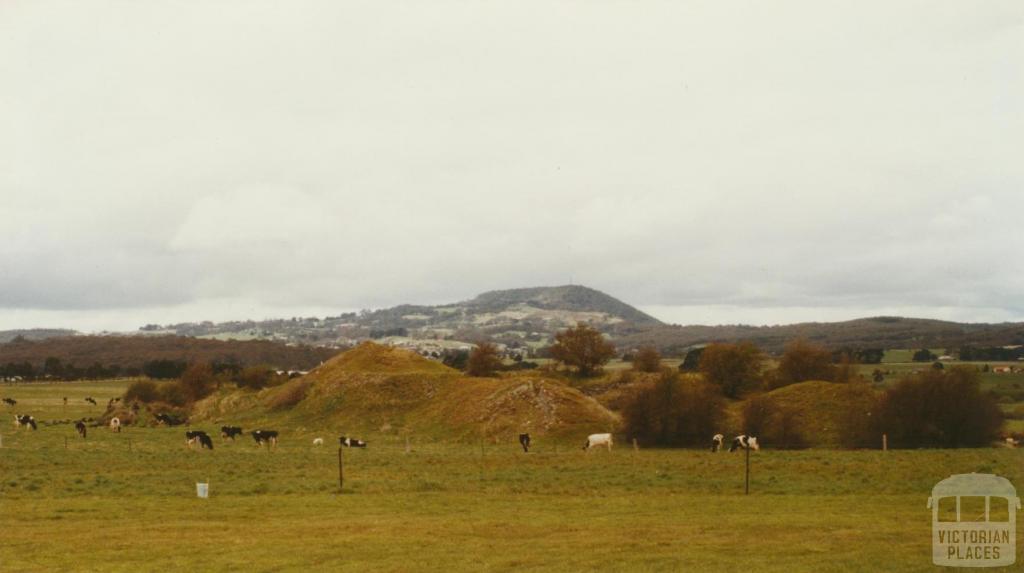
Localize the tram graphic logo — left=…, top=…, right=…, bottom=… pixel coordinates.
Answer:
left=928, top=473, right=1020, bottom=567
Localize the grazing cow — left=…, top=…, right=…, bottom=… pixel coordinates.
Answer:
left=711, top=433, right=724, bottom=452
left=75, top=420, right=87, bottom=438
left=339, top=436, right=367, bottom=448
left=729, top=435, right=760, bottom=452
left=85, top=397, right=97, bottom=406
left=186, top=430, right=214, bottom=450
left=313, top=437, right=324, bottom=446
left=109, top=417, right=122, bottom=433
left=519, top=433, right=531, bottom=453
left=582, top=433, right=613, bottom=452
left=220, top=426, right=243, bottom=440
left=155, top=413, right=185, bottom=426
left=1005, top=437, right=1020, bottom=448
left=251, top=430, right=279, bottom=448
left=14, top=414, right=37, bottom=430
left=2, top=398, right=16, bottom=407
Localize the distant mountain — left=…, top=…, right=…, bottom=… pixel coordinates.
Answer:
left=464, top=286, right=661, bottom=325
left=145, top=285, right=660, bottom=351
left=0, top=329, right=78, bottom=343
left=128, top=286, right=1024, bottom=356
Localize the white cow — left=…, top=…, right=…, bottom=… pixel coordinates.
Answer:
left=711, top=433, right=724, bottom=452
left=313, top=437, right=324, bottom=446
left=109, top=417, right=122, bottom=433
left=583, top=433, right=613, bottom=452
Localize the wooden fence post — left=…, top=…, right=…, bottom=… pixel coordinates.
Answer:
left=338, top=447, right=344, bottom=491
left=882, top=433, right=888, bottom=451
left=744, top=443, right=750, bottom=495
left=405, top=436, right=411, bottom=454
left=632, top=438, right=638, bottom=452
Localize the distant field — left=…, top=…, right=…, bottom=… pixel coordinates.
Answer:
left=1, top=379, right=1022, bottom=572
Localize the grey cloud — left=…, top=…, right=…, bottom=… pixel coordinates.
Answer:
left=1, top=1, right=1022, bottom=330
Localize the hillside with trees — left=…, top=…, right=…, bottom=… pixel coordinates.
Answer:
left=0, top=335, right=339, bottom=379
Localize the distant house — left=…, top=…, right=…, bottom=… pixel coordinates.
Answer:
left=937, top=355, right=955, bottom=361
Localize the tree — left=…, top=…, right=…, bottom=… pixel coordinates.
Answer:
left=466, top=342, right=502, bottom=377
left=623, top=370, right=725, bottom=447
left=143, top=359, right=187, bottom=379
left=678, top=347, right=704, bottom=372
left=771, top=339, right=836, bottom=389
left=698, top=342, right=762, bottom=398
left=878, top=367, right=1002, bottom=448
left=179, top=363, right=215, bottom=402
left=912, top=348, right=935, bottom=362
left=631, top=346, right=662, bottom=373
left=549, top=322, right=616, bottom=377
left=442, top=349, right=469, bottom=370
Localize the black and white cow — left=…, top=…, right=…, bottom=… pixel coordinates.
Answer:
left=85, top=397, right=97, bottom=406
left=75, top=420, right=87, bottom=438
left=186, top=430, right=214, bottom=450
left=2, top=397, right=16, bottom=407
left=519, top=433, right=531, bottom=453
left=711, top=433, right=724, bottom=452
left=221, top=426, right=243, bottom=440
left=729, top=435, right=760, bottom=452
left=339, top=436, right=367, bottom=448
left=14, top=414, right=37, bottom=430
left=252, top=430, right=279, bottom=447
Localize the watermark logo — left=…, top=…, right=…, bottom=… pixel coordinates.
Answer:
left=928, top=473, right=1020, bottom=567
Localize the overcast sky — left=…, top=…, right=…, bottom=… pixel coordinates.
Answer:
left=2, top=1, right=1022, bottom=332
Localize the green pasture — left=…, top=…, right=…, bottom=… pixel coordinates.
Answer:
left=2, top=379, right=1022, bottom=572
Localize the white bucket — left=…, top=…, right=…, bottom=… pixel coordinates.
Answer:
left=196, top=482, right=209, bottom=498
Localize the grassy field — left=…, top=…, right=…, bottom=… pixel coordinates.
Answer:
left=2, top=380, right=1022, bottom=572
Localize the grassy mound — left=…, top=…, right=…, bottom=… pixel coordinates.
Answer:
left=193, top=342, right=617, bottom=441
left=751, top=381, right=880, bottom=448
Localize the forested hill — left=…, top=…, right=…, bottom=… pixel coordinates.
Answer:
left=0, top=335, right=339, bottom=375
left=613, top=316, right=1024, bottom=354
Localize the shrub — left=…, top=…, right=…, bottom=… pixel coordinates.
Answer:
left=123, top=379, right=159, bottom=403
left=179, top=363, right=215, bottom=402
left=158, top=382, right=189, bottom=407
left=741, top=394, right=807, bottom=449
left=631, top=346, right=662, bottom=373
left=878, top=367, right=1002, bottom=448
left=623, top=371, right=725, bottom=447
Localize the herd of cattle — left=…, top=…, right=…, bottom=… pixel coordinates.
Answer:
left=6, top=394, right=762, bottom=454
